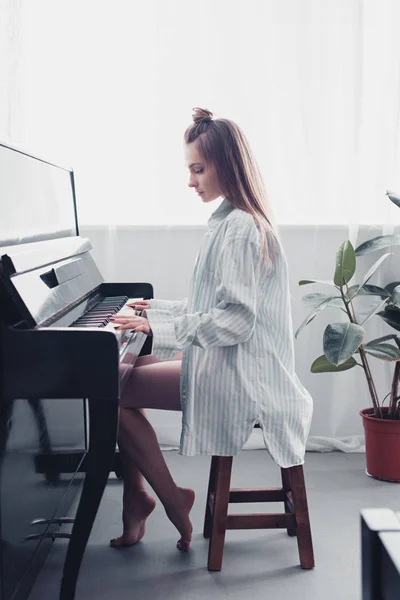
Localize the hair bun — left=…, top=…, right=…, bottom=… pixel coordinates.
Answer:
left=192, top=107, right=214, bottom=123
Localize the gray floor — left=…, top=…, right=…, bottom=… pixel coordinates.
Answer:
left=28, top=451, right=399, bottom=600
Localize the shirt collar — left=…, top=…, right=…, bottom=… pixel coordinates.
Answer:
left=207, top=198, right=235, bottom=229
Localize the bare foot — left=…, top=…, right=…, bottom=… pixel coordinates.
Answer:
left=164, top=487, right=195, bottom=552
left=110, top=490, right=156, bottom=548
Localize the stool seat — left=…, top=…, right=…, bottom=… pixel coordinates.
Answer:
left=204, top=455, right=315, bottom=571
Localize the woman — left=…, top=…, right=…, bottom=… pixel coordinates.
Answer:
left=109, top=107, right=313, bottom=552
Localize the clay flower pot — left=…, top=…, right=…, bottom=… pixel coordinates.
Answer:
left=360, top=408, right=400, bottom=482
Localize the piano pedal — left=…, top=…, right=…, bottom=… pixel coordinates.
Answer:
left=31, top=517, right=75, bottom=526
left=27, top=517, right=75, bottom=542
left=25, top=532, right=72, bottom=542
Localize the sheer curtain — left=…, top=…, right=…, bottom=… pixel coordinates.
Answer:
left=2, top=0, right=400, bottom=451
left=3, top=0, right=400, bottom=226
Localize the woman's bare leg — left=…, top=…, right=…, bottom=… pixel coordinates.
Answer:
left=114, top=407, right=194, bottom=550
left=116, top=352, right=184, bottom=495
left=111, top=355, right=194, bottom=550
left=113, top=407, right=156, bottom=547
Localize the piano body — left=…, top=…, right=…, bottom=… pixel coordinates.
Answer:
left=0, top=141, right=152, bottom=599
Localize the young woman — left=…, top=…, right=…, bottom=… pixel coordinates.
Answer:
left=109, top=108, right=313, bottom=552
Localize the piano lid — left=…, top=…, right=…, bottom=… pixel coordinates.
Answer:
left=0, top=236, right=93, bottom=276
left=3, top=243, right=104, bottom=327
left=0, top=141, right=78, bottom=247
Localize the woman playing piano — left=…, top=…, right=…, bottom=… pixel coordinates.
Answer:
left=109, top=108, right=313, bottom=552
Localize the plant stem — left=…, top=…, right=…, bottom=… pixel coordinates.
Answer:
left=344, top=282, right=358, bottom=323
left=389, top=362, right=400, bottom=417
left=390, top=337, right=400, bottom=419
left=358, top=347, right=382, bottom=418
left=342, top=282, right=382, bottom=418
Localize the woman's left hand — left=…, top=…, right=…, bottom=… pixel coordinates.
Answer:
left=109, top=314, right=153, bottom=336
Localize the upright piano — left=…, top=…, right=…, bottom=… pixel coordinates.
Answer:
left=0, top=141, right=152, bottom=599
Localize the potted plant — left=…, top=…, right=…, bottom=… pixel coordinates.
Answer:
left=296, top=191, right=400, bottom=481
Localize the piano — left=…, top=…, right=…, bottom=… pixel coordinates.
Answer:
left=0, top=141, right=152, bottom=599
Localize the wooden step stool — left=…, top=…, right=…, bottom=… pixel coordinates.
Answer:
left=203, top=455, right=315, bottom=571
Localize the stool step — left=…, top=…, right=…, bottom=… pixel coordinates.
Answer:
left=229, top=488, right=287, bottom=503
left=208, top=491, right=295, bottom=520
left=226, top=512, right=296, bottom=530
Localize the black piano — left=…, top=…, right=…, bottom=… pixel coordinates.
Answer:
left=0, top=141, right=153, bottom=599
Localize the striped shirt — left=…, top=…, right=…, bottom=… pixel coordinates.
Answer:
left=146, top=199, right=313, bottom=467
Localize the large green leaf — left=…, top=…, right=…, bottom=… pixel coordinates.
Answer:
left=385, top=281, right=400, bottom=296
left=363, top=343, right=400, bottom=361
left=392, top=285, right=400, bottom=308
left=365, top=334, right=400, bottom=345
left=301, top=293, right=342, bottom=309
left=349, top=253, right=392, bottom=300
left=346, top=284, right=390, bottom=301
left=352, top=298, right=385, bottom=324
left=377, top=307, right=400, bottom=331
left=311, top=354, right=358, bottom=373
left=328, top=298, right=348, bottom=309
left=323, top=322, right=365, bottom=365
left=355, top=234, right=400, bottom=256
left=359, top=297, right=390, bottom=325
left=334, top=241, right=356, bottom=286
left=294, top=295, right=334, bottom=339
left=299, top=279, right=336, bottom=287
left=386, top=190, right=400, bottom=208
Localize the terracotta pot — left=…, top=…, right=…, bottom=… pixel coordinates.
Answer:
left=360, top=407, right=400, bottom=482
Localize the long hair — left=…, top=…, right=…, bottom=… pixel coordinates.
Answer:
left=184, top=107, right=280, bottom=265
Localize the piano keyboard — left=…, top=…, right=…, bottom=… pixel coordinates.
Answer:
left=71, top=295, right=129, bottom=328
left=69, top=296, right=145, bottom=360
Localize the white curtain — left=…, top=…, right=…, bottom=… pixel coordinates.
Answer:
left=2, top=0, right=400, bottom=452
left=2, top=0, right=400, bottom=226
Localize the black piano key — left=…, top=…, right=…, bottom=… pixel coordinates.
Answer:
left=74, top=320, right=104, bottom=325
left=75, top=316, right=109, bottom=322
left=73, top=320, right=109, bottom=328
left=91, top=307, right=122, bottom=313
left=81, top=310, right=119, bottom=319
left=73, top=317, right=104, bottom=323
left=86, top=309, right=116, bottom=316
left=98, top=296, right=128, bottom=306
left=71, top=295, right=130, bottom=328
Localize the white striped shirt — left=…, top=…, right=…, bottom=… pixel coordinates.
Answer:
left=146, top=199, right=313, bottom=467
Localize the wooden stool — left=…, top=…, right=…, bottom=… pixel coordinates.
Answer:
left=203, top=455, right=315, bottom=571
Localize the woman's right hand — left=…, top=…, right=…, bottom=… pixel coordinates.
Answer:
left=127, top=300, right=151, bottom=311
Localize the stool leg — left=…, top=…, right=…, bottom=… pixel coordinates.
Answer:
left=203, top=456, right=219, bottom=539
left=208, top=456, right=233, bottom=571
left=281, top=468, right=296, bottom=537
left=290, top=465, right=315, bottom=569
